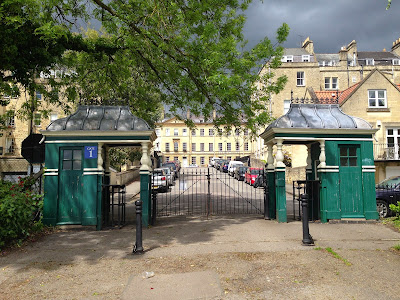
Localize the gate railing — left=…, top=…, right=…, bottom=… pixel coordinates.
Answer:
left=102, top=184, right=126, bottom=228
left=151, top=167, right=267, bottom=219
left=292, top=180, right=320, bottom=221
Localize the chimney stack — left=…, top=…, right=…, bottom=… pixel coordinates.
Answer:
left=391, top=37, right=400, bottom=56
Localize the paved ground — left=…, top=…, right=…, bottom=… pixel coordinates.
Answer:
left=1, top=180, right=400, bottom=299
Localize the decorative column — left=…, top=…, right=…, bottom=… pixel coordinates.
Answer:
left=275, top=138, right=287, bottom=222
left=318, top=140, right=326, bottom=168
left=266, top=142, right=276, bottom=219
left=306, top=144, right=313, bottom=181
left=140, top=142, right=151, bottom=226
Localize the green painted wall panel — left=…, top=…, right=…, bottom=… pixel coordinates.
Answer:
left=275, top=169, right=287, bottom=223
left=267, top=171, right=276, bottom=219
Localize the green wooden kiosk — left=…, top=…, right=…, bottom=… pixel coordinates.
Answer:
left=41, top=106, right=156, bottom=230
left=260, top=102, right=379, bottom=223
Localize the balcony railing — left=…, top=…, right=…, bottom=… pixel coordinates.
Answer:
left=374, top=143, right=400, bottom=160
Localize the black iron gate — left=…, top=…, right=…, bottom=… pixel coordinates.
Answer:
left=292, top=180, right=320, bottom=221
left=152, top=167, right=267, bottom=217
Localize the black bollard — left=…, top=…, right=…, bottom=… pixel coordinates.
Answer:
left=133, top=200, right=144, bottom=254
left=301, top=193, right=314, bottom=246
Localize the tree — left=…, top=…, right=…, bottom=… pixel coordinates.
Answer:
left=1, top=0, right=289, bottom=132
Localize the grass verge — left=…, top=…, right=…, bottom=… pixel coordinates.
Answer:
left=315, top=247, right=352, bottom=266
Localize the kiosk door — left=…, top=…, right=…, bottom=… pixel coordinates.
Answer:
left=58, top=148, right=83, bottom=224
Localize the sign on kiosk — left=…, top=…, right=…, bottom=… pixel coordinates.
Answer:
left=84, top=146, right=98, bottom=159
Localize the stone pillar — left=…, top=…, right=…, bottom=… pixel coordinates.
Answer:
left=140, top=142, right=151, bottom=226
left=275, top=139, right=287, bottom=222
left=266, top=143, right=276, bottom=219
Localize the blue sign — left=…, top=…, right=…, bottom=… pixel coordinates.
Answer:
left=84, top=146, right=98, bottom=159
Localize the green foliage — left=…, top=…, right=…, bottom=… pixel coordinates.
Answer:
left=325, top=247, right=352, bottom=266
left=394, top=244, right=400, bottom=251
left=389, top=201, right=400, bottom=218
left=0, top=177, right=43, bottom=249
left=109, top=148, right=142, bottom=171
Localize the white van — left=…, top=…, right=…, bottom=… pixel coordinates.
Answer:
left=228, top=161, right=244, bottom=176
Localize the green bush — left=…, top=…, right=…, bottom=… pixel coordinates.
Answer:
left=389, top=201, right=400, bottom=218
left=0, top=177, right=43, bottom=249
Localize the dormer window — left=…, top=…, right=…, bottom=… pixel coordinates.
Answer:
left=366, top=58, right=374, bottom=66
left=281, top=55, right=293, bottom=62
left=393, top=59, right=400, bottom=65
left=302, top=55, right=310, bottom=62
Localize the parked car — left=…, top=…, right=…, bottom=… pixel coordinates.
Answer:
left=215, top=160, right=227, bottom=171
left=210, top=157, right=220, bottom=167
left=253, top=172, right=266, bottom=188
left=152, top=168, right=169, bottom=192
left=162, top=162, right=178, bottom=179
left=160, top=167, right=174, bottom=186
left=376, top=176, right=400, bottom=218
left=234, top=166, right=248, bottom=181
left=228, top=161, right=244, bottom=176
left=245, top=167, right=263, bottom=185
left=221, top=161, right=230, bottom=173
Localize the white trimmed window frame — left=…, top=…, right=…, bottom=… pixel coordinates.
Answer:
left=368, top=89, right=387, bottom=108
left=297, top=71, right=305, bottom=86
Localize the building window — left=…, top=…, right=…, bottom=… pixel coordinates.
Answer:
left=0, top=147, right=3, bottom=155
left=218, top=128, right=223, bottom=135
left=192, top=143, right=196, bottom=151
left=165, top=156, right=170, bottom=162
left=165, top=128, right=170, bottom=136
left=200, top=157, right=205, bottom=165
left=368, top=90, right=386, bottom=108
left=244, top=129, right=249, bottom=136
left=174, top=156, right=178, bottom=161
left=366, top=58, right=374, bottom=66
left=209, top=129, right=214, bottom=136
left=200, top=143, right=205, bottom=151
left=392, top=59, right=400, bottom=65
left=297, top=71, right=305, bottom=86
left=244, top=142, right=249, bottom=151
left=165, top=143, right=170, bottom=152
left=235, top=128, right=240, bottom=136
left=191, top=156, right=196, bottom=165
left=325, top=77, right=338, bottom=90
left=218, top=143, right=223, bottom=151
left=235, top=142, right=240, bottom=151
left=191, top=129, right=196, bottom=136
left=174, top=129, right=179, bottom=136
left=226, top=143, right=231, bottom=151
left=35, top=90, right=42, bottom=101
left=182, top=142, right=187, bottom=152
left=302, top=55, right=310, bottom=62
left=174, top=142, right=178, bottom=151
left=5, top=138, right=15, bottom=154
left=284, top=100, right=291, bottom=114
left=182, top=128, right=187, bottom=136
left=339, top=146, right=358, bottom=167
left=6, top=112, right=15, bottom=127
left=281, top=55, right=293, bottom=62
left=209, top=157, right=213, bottom=165
left=200, top=129, right=205, bottom=136
left=34, top=113, right=41, bottom=126
left=209, top=143, right=214, bottom=152
left=227, top=156, right=231, bottom=161
left=386, top=128, right=400, bottom=159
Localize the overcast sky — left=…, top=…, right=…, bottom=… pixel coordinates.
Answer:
left=243, top=0, right=400, bottom=53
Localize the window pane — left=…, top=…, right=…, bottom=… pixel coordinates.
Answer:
left=73, top=160, right=82, bottom=170
left=63, top=160, right=72, bottom=170
left=349, top=157, right=357, bottom=166
left=388, top=129, right=393, bottom=135
left=340, top=147, right=347, bottom=156
left=387, top=137, right=395, bottom=146
left=369, top=91, right=375, bottom=98
left=369, top=99, right=376, bottom=107
left=340, top=157, right=348, bottom=166
left=73, top=150, right=81, bottom=160
left=378, top=91, right=385, bottom=98
left=64, top=150, right=72, bottom=160
left=349, top=148, right=357, bottom=156
left=378, top=99, right=385, bottom=107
